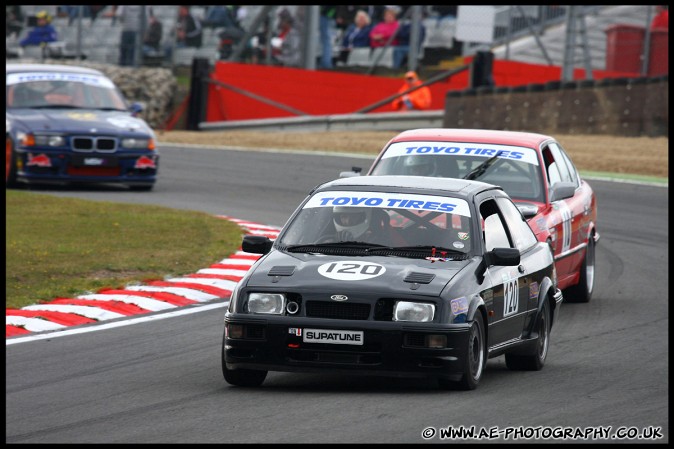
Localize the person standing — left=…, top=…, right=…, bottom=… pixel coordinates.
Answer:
left=391, top=71, right=432, bottom=111
left=319, top=6, right=337, bottom=69
left=118, top=5, right=146, bottom=66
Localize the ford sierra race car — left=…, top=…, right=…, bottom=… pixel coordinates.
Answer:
left=6, top=63, right=158, bottom=190
left=223, top=175, right=563, bottom=390
left=342, top=128, right=599, bottom=303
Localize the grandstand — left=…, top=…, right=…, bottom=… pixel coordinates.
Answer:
left=6, top=5, right=659, bottom=74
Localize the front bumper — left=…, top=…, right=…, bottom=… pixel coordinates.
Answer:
left=14, top=148, right=158, bottom=186
left=224, top=315, right=471, bottom=380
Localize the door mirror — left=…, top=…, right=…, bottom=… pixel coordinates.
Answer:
left=242, top=235, right=273, bottom=255
left=339, top=166, right=362, bottom=178
left=486, top=247, right=520, bottom=267
left=549, top=181, right=575, bottom=202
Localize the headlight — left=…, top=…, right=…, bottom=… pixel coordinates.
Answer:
left=36, top=135, right=65, bottom=147
left=122, top=138, right=153, bottom=149
left=393, top=301, right=435, bottom=322
left=247, top=293, right=286, bottom=314
left=20, top=133, right=65, bottom=147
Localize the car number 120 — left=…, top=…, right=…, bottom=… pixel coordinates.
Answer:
left=318, top=261, right=386, bottom=281
left=503, top=278, right=519, bottom=317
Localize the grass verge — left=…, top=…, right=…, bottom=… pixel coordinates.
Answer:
left=6, top=190, right=243, bottom=310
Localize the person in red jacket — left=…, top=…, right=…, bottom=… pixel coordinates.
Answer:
left=391, top=71, right=432, bottom=111
left=651, top=5, right=668, bottom=30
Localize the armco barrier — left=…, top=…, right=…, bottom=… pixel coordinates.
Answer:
left=443, top=76, right=668, bottom=137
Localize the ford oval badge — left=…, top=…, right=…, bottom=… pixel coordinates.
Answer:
left=331, top=295, right=348, bottom=302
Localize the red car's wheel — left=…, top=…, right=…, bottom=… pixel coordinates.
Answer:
left=565, top=234, right=595, bottom=303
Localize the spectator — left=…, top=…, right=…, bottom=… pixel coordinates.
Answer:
left=319, top=6, right=337, bottom=69
left=369, top=6, right=400, bottom=48
left=272, top=8, right=301, bottom=67
left=651, top=5, right=669, bottom=30
left=202, top=5, right=237, bottom=30
left=117, top=5, right=147, bottom=66
left=393, top=19, right=426, bottom=69
left=19, top=10, right=58, bottom=47
left=143, top=12, right=163, bottom=57
left=175, top=5, right=203, bottom=48
left=6, top=5, right=23, bottom=39
left=391, top=71, right=432, bottom=111
left=338, top=10, right=372, bottom=64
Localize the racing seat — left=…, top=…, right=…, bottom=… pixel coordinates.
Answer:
left=371, top=209, right=407, bottom=246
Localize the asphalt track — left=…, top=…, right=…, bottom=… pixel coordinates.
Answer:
left=5, top=144, right=669, bottom=443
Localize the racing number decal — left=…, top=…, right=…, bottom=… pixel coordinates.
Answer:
left=503, top=278, right=519, bottom=317
left=558, top=202, right=572, bottom=253
left=318, top=261, right=386, bottom=281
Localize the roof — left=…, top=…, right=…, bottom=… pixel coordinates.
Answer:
left=5, top=63, right=105, bottom=77
left=318, top=175, right=501, bottom=199
left=388, top=128, right=555, bottom=149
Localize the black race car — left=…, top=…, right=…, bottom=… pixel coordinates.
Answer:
left=223, top=176, right=563, bottom=390
left=6, top=63, right=158, bottom=190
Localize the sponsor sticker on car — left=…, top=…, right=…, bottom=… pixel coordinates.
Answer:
left=302, top=329, right=364, bottom=345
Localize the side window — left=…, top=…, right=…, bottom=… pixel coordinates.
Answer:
left=552, top=142, right=580, bottom=188
left=496, top=197, right=538, bottom=251
left=480, top=199, right=512, bottom=251
left=546, top=143, right=572, bottom=184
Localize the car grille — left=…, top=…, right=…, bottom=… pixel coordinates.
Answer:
left=305, top=301, right=370, bottom=320
left=72, top=136, right=118, bottom=152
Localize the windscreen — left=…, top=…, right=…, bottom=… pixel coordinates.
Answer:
left=279, top=190, right=475, bottom=255
left=370, top=141, right=545, bottom=203
left=6, top=72, right=127, bottom=110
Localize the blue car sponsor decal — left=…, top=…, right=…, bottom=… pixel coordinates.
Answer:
left=6, top=72, right=115, bottom=89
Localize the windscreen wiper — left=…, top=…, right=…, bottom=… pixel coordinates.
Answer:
left=463, top=151, right=504, bottom=180
left=365, top=245, right=465, bottom=255
left=284, top=241, right=385, bottom=253
left=32, top=104, right=81, bottom=109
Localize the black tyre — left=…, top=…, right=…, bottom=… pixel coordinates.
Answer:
left=505, top=299, right=550, bottom=371
left=221, top=331, right=267, bottom=387
left=564, top=235, right=595, bottom=303
left=6, top=136, right=18, bottom=188
left=439, top=312, right=486, bottom=390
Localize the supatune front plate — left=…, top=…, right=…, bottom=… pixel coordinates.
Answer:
left=302, top=329, right=364, bottom=345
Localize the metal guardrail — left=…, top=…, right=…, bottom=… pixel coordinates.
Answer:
left=199, top=110, right=444, bottom=132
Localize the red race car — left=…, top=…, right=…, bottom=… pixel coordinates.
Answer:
left=345, top=128, right=599, bottom=302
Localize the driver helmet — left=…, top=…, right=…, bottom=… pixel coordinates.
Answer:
left=404, top=155, right=436, bottom=176
left=333, top=206, right=371, bottom=239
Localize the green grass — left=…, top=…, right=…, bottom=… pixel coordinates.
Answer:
left=5, top=190, right=244, bottom=310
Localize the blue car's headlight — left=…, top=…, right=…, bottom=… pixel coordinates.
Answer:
left=246, top=293, right=286, bottom=314
left=121, top=138, right=152, bottom=149
left=24, top=134, right=65, bottom=147
left=393, top=301, right=435, bottom=322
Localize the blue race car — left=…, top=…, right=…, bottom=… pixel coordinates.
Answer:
left=6, top=63, right=158, bottom=190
